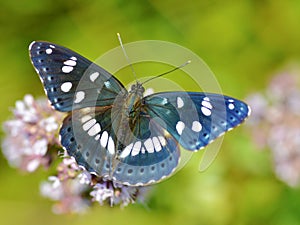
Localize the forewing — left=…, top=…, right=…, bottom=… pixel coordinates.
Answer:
left=29, top=41, right=126, bottom=112
left=143, top=92, right=250, bottom=151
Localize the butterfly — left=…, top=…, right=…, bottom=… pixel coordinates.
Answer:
left=29, top=41, right=250, bottom=186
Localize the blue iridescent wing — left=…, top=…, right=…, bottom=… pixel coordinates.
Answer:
left=143, top=92, right=250, bottom=151
left=60, top=107, right=115, bottom=177
left=112, top=117, right=180, bottom=186
left=29, top=41, right=126, bottom=112
left=59, top=106, right=180, bottom=186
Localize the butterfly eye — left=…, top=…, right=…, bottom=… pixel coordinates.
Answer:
left=131, top=84, right=136, bottom=91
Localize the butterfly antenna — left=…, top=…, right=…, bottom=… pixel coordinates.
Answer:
left=141, top=60, right=191, bottom=85
left=117, top=33, right=138, bottom=82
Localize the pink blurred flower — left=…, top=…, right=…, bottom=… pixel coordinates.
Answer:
left=2, top=95, right=64, bottom=172
left=246, top=71, right=300, bottom=187
left=40, top=158, right=91, bottom=214
left=41, top=157, right=150, bottom=213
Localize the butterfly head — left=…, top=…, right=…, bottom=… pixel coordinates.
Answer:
left=129, top=82, right=145, bottom=97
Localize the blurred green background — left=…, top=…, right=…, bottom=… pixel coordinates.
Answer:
left=1, top=0, right=300, bottom=225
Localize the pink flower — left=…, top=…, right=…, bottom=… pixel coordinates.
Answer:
left=246, top=70, right=300, bottom=187
left=40, top=157, right=150, bottom=213
left=40, top=158, right=91, bottom=214
left=2, top=95, right=64, bottom=172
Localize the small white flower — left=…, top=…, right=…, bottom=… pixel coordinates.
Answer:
left=42, top=116, right=59, bottom=132
left=32, top=139, right=48, bottom=156
left=77, top=170, right=92, bottom=185
left=27, top=159, right=41, bottom=172
left=90, top=183, right=114, bottom=205
left=40, top=177, right=63, bottom=200
left=90, top=180, right=150, bottom=207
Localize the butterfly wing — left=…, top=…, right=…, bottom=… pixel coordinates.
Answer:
left=110, top=91, right=251, bottom=185
left=29, top=41, right=126, bottom=112
left=60, top=106, right=180, bottom=186
left=143, top=92, right=250, bottom=151
left=59, top=106, right=118, bottom=178
left=112, top=116, right=180, bottom=186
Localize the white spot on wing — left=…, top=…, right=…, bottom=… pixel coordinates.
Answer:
left=177, top=97, right=184, bottom=108
left=60, top=82, right=73, bottom=92
left=176, top=121, right=185, bottom=135
left=107, top=137, right=115, bottom=155
left=74, top=91, right=85, bottom=103
left=95, top=134, right=100, bottom=140
left=88, top=123, right=101, bottom=136
left=201, top=100, right=213, bottom=109
left=100, top=131, right=108, bottom=148
left=228, top=103, right=235, bottom=110
left=141, top=147, right=146, bottom=154
left=152, top=137, right=162, bottom=152
left=62, top=66, right=74, bottom=73
left=201, top=106, right=212, bottom=116
left=46, top=48, right=52, bottom=54
left=81, top=115, right=92, bottom=123
left=83, top=119, right=96, bottom=131
left=162, top=98, right=168, bottom=105
left=132, top=141, right=142, bottom=156
left=120, top=143, right=133, bottom=158
left=49, top=45, right=55, bottom=48
left=192, top=121, right=202, bottom=132
left=63, top=60, right=77, bottom=66
left=104, top=81, right=110, bottom=88
left=70, top=56, right=77, bottom=61
left=158, top=136, right=167, bottom=146
left=144, top=138, right=154, bottom=153
left=90, top=72, right=100, bottom=82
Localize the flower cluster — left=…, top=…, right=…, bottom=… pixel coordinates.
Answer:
left=2, top=94, right=64, bottom=172
left=2, top=95, right=149, bottom=214
left=246, top=70, right=300, bottom=187
left=40, top=157, right=91, bottom=214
